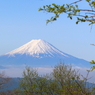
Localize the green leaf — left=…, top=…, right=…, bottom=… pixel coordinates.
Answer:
left=72, top=77, right=75, bottom=80
left=91, top=1, right=95, bottom=5
left=86, top=0, right=91, bottom=2
left=38, top=8, right=43, bottom=11
left=76, top=9, right=80, bottom=12
left=91, top=66, right=95, bottom=71
left=90, top=60, right=95, bottom=64
left=70, top=16, right=72, bottom=19
left=75, top=5, right=78, bottom=8
left=85, top=15, right=88, bottom=18
left=76, top=21, right=79, bottom=24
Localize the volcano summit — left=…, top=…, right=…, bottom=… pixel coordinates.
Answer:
left=0, top=39, right=90, bottom=67
left=5, top=39, right=68, bottom=58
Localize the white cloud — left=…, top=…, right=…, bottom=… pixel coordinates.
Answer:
left=37, top=67, right=53, bottom=74
left=0, top=65, right=95, bottom=83
left=73, top=66, right=95, bottom=83
left=0, top=65, right=53, bottom=77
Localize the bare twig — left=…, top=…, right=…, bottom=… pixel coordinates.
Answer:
left=70, top=0, right=83, bottom=5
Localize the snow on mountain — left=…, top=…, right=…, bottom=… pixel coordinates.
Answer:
left=5, top=39, right=68, bottom=58
left=0, top=39, right=90, bottom=68
left=0, top=39, right=92, bottom=78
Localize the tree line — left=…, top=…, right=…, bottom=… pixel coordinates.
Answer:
left=0, top=63, right=95, bottom=95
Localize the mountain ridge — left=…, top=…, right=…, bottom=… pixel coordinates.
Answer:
left=5, top=39, right=68, bottom=58
left=0, top=39, right=90, bottom=68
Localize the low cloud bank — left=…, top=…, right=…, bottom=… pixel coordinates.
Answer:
left=0, top=65, right=95, bottom=83
left=73, top=66, right=95, bottom=83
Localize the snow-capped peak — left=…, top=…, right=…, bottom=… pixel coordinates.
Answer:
left=5, top=39, right=68, bottom=58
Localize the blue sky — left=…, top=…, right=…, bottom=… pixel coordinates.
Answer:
left=0, top=0, right=95, bottom=61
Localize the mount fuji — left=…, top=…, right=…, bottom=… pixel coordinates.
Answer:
left=0, top=39, right=90, bottom=68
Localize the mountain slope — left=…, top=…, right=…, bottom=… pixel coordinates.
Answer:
left=0, top=39, right=90, bottom=68
left=5, top=39, right=68, bottom=58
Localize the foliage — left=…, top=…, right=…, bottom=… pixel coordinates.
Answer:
left=90, top=60, right=95, bottom=71
left=39, top=0, right=95, bottom=25
left=0, top=72, right=12, bottom=94
left=39, top=0, right=95, bottom=72
left=17, top=63, right=95, bottom=95
left=0, top=72, right=11, bottom=89
left=0, top=90, right=17, bottom=95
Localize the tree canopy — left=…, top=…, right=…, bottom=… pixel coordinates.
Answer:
left=39, top=0, right=95, bottom=70
left=17, top=63, right=95, bottom=95
left=39, top=0, right=95, bottom=25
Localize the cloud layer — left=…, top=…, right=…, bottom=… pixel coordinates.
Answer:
left=0, top=65, right=95, bottom=83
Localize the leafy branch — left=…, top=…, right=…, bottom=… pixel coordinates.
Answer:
left=39, top=0, right=95, bottom=25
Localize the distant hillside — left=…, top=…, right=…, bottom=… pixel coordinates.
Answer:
left=0, top=78, right=20, bottom=92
